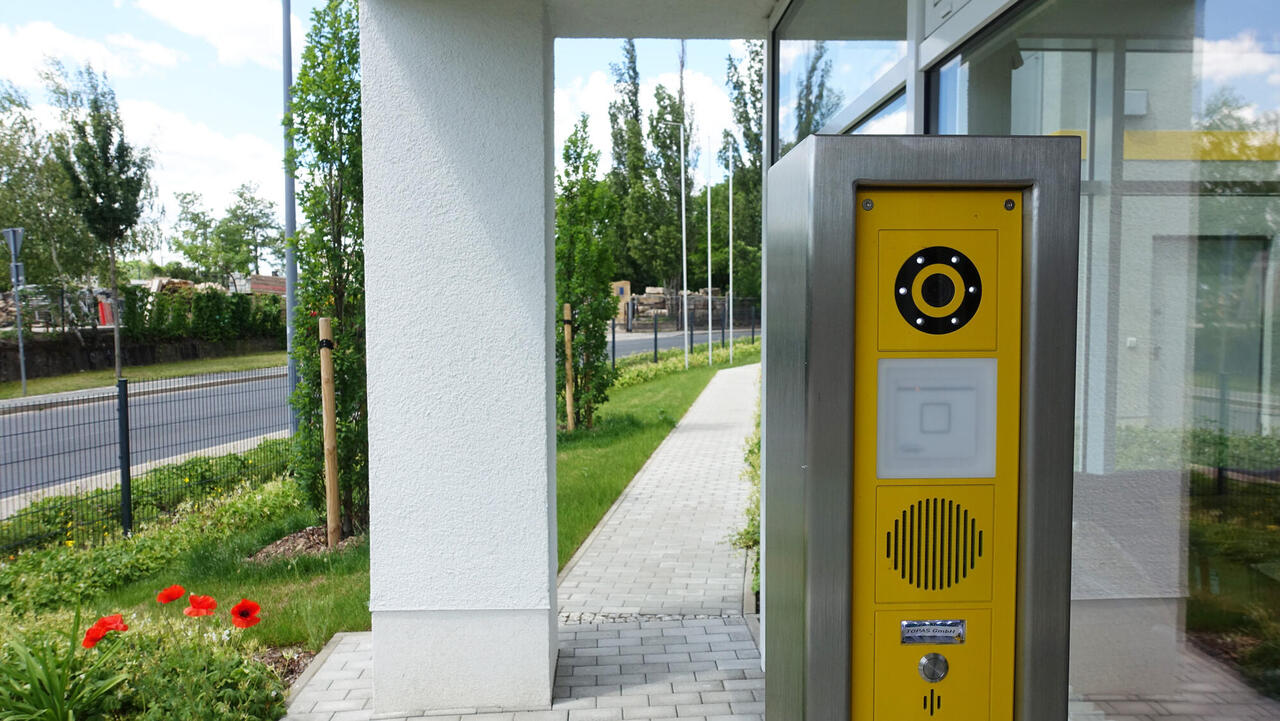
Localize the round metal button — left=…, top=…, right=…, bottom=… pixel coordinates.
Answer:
left=918, top=653, right=949, bottom=683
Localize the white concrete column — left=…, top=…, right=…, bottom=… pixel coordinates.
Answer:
left=361, top=0, right=556, bottom=714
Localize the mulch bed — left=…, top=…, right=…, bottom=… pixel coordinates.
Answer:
left=247, top=525, right=364, bottom=563
left=256, top=645, right=316, bottom=688
left=250, top=525, right=365, bottom=688
left=1189, top=630, right=1260, bottom=670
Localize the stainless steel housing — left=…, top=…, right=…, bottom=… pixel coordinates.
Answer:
left=763, top=134, right=1081, bottom=721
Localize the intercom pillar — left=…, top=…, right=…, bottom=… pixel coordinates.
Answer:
left=763, top=135, right=1081, bottom=721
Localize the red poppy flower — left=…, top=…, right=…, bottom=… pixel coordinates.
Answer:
left=82, top=625, right=107, bottom=649
left=183, top=594, right=217, bottom=617
left=230, top=599, right=261, bottom=629
left=156, top=584, right=185, bottom=604
left=94, top=614, right=128, bottom=632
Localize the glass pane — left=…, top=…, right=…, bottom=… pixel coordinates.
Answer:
left=774, top=0, right=906, bottom=156
left=930, top=0, right=1280, bottom=714
left=850, top=93, right=908, bottom=135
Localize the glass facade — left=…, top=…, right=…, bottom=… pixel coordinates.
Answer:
left=926, top=0, right=1280, bottom=710
left=774, top=0, right=906, bottom=155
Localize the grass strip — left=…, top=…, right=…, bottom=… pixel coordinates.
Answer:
left=0, top=351, right=288, bottom=400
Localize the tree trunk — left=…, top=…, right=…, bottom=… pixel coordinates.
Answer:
left=109, top=242, right=122, bottom=378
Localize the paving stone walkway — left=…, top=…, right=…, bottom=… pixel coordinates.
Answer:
left=284, top=364, right=762, bottom=721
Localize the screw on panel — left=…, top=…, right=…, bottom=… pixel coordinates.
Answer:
left=1004, top=199, right=1016, bottom=210
left=862, top=199, right=874, bottom=211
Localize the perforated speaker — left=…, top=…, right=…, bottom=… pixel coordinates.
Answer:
left=874, top=485, right=993, bottom=603
left=884, top=497, right=984, bottom=591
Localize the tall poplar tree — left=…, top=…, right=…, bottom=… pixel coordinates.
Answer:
left=606, top=40, right=650, bottom=285
left=286, top=0, right=367, bottom=532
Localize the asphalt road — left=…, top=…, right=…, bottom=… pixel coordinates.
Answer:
left=0, top=371, right=289, bottom=500
left=609, top=327, right=758, bottom=360
left=0, top=328, right=760, bottom=501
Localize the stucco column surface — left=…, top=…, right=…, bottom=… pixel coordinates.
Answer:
left=361, top=0, right=556, bottom=713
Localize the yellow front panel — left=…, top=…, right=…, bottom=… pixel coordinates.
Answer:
left=852, top=189, right=1022, bottom=721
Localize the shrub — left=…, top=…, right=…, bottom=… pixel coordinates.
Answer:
left=120, top=286, right=151, bottom=342
left=613, top=338, right=760, bottom=390
left=0, top=478, right=302, bottom=616
left=0, top=609, right=128, bottom=721
left=0, top=438, right=290, bottom=553
left=191, top=289, right=229, bottom=343
left=731, top=404, right=761, bottom=593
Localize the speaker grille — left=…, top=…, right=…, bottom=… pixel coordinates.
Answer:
left=884, top=497, right=983, bottom=591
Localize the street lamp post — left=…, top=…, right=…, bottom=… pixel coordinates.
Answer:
left=727, top=141, right=734, bottom=363
left=705, top=134, right=712, bottom=366
left=282, top=0, right=299, bottom=433
left=661, top=120, right=689, bottom=370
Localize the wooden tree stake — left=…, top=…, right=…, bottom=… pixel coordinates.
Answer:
left=563, top=303, right=575, bottom=432
left=319, top=317, right=340, bottom=549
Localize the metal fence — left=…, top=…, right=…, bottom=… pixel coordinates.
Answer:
left=610, top=297, right=762, bottom=366
left=0, top=366, right=291, bottom=552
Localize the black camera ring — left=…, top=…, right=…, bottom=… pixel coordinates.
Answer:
left=893, top=246, right=982, bottom=335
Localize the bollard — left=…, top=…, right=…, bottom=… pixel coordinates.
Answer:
left=653, top=313, right=659, bottom=363
left=612, top=318, right=616, bottom=370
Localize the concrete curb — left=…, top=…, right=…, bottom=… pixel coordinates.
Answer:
left=288, top=631, right=349, bottom=703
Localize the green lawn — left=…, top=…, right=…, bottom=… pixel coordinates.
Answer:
left=0, top=351, right=287, bottom=399
left=95, top=503, right=370, bottom=652
left=38, top=355, right=758, bottom=652
left=556, top=353, right=759, bottom=567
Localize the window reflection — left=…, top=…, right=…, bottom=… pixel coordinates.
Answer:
left=930, top=0, right=1280, bottom=713
left=850, top=93, right=907, bottom=135
left=774, top=0, right=905, bottom=156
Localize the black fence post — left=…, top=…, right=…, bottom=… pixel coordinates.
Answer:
left=653, top=313, right=659, bottom=363
left=1216, top=371, right=1229, bottom=495
left=611, top=318, right=617, bottom=370
left=721, top=301, right=726, bottom=348
left=117, top=378, right=133, bottom=536
left=750, top=305, right=756, bottom=343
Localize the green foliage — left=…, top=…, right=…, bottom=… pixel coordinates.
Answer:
left=0, top=82, right=97, bottom=291
left=48, top=64, right=155, bottom=375
left=113, top=630, right=285, bottom=721
left=0, top=438, right=289, bottom=562
left=732, top=404, right=761, bottom=594
left=613, top=338, right=760, bottom=390
left=120, top=286, right=150, bottom=342
left=220, top=184, right=282, bottom=277
left=190, top=289, right=229, bottom=342
left=557, top=117, right=618, bottom=427
left=0, top=609, right=127, bottom=721
left=287, top=0, right=367, bottom=533
left=172, top=186, right=279, bottom=285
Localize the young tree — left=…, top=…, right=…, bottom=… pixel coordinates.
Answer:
left=50, top=65, right=154, bottom=377
left=0, top=82, right=97, bottom=291
left=286, top=0, right=366, bottom=533
left=221, top=183, right=282, bottom=275
left=557, top=116, right=617, bottom=428
left=172, top=191, right=251, bottom=286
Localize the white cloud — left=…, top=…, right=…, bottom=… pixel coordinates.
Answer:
left=554, top=70, right=616, bottom=176
left=554, top=68, right=738, bottom=188
left=0, top=22, right=185, bottom=88
left=134, top=0, right=304, bottom=71
left=113, top=99, right=284, bottom=227
left=1196, top=31, right=1280, bottom=84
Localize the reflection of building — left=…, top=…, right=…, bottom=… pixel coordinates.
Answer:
left=610, top=280, right=630, bottom=322
left=360, top=0, right=1280, bottom=716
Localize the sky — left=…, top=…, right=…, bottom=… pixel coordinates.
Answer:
left=0, top=6, right=747, bottom=271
